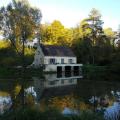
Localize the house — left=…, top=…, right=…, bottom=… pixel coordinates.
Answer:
left=32, top=43, right=83, bottom=72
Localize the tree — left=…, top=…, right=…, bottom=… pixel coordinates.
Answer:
left=41, top=20, right=73, bottom=46
left=72, top=8, right=113, bottom=64
left=85, top=8, right=112, bottom=64
left=0, top=0, right=42, bottom=108
left=0, top=0, right=42, bottom=58
left=104, top=28, right=115, bottom=47
left=87, top=8, right=104, bottom=46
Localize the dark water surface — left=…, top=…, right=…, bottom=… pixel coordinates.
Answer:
left=0, top=73, right=120, bottom=119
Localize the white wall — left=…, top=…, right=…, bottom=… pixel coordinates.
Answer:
left=32, top=45, right=44, bottom=67
left=45, top=78, right=77, bottom=88
left=32, top=45, right=78, bottom=69
left=44, top=64, right=57, bottom=71
left=44, top=56, right=76, bottom=64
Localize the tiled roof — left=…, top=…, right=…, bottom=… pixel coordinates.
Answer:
left=41, top=45, right=75, bottom=57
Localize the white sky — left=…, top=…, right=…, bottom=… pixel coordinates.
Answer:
left=0, top=0, right=120, bottom=31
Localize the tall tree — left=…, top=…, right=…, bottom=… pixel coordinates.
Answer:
left=72, top=8, right=113, bottom=64
left=0, top=0, right=42, bottom=108
left=41, top=20, right=73, bottom=46
left=88, top=8, right=104, bottom=46
left=0, top=0, right=42, bottom=56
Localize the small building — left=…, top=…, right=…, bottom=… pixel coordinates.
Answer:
left=32, top=43, right=82, bottom=72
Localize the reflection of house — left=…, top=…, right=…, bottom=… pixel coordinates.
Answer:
left=32, top=74, right=79, bottom=99
left=33, top=73, right=82, bottom=89
left=44, top=75, right=78, bottom=88
left=45, top=78, right=77, bottom=88
left=32, top=43, right=83, bottom=72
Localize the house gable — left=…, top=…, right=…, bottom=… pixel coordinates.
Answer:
left=32, top=44, right=44, bottom=66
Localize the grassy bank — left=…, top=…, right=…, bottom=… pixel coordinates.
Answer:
left=83, top=64, right=120, bottom=81
left=0, top=67, right=43, bottom=79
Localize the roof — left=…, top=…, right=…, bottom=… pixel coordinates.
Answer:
left=41, top=45, right=75, bottom=57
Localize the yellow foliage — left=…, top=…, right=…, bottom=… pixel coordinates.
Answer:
left=79, top=101, right=90, bottom=110
left=40, top=95, right=91, bottom=112
left=25, top=48, right=35, bottom=56
left=0, top=40, right=11, bottom=49
left=0, top=91, right=9, bottom=97
left=14, top=85, right=21, bottom=96
left=40, top=95, right=80, bottom=111
left=25, top=94, right=35, bottom=106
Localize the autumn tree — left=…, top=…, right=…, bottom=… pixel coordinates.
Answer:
left=41, top=20, right=73, bottom=46
left=0, top=0, right=42, bottom=58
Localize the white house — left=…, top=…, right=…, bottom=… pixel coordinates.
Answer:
left=32, top=43, right=83, bottom=72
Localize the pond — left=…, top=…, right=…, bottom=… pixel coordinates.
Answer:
left=0, top=72, right=120, bottom=119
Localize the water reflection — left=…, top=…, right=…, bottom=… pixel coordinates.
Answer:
left=0, top=73, right=120, bottom=119
left=0, top=96, right=12, bottom=114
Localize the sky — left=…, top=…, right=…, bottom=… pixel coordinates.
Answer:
left=0, top=0, right=120, bottom=31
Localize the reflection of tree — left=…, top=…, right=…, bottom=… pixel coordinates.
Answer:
left=75, top=80, right=120, bottom=110
left=0, top=0, right=42, bottom=110
left=0, top=79, right=34, bottom=110
left=40, top=95, right=90, bottom=111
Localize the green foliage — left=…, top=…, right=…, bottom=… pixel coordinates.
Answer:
left=72, top=8, right=114, bottom=65
left=0, top=40, right=35, bottom=69
left=104, top=28, right=115, bottom=38
left=0, top=5, right=120, bottom=80
left=0, top=108, right=104, bottom=120
left=41, top=20, right=73, bottom=46
left=73, top=37, right=92, bottom=64
left=0, top=0, right=42, bottom=58
left=83, top=65, right=107, bottom=80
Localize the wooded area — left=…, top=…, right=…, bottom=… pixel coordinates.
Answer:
left=0, top=0, right=120, bottom=80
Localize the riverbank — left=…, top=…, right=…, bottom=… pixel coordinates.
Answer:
left=0, top=64, right=120, bottom=80
left=83, top=64, right=120, bottom=81
left=0, top=67, right=43, bottom=79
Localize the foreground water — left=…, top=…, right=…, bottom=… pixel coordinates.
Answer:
left=0, top=72, right=120, bottom=119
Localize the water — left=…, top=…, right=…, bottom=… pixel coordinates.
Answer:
left=0, top=73, right=120, bottom=119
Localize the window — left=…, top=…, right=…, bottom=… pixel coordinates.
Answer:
left=61, top=58, right=64, bottom=64
left=49, top=58, right=56, bottom=64
left=68, top=59, right=73, bottom=64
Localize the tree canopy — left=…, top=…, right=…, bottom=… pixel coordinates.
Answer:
left=0, top=0, right=42, bottom=55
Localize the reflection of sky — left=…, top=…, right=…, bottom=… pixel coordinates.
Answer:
left=0, top=95, right=12, bottom=114
left=25, top=87, right=37, bottom=97
left=0, top=74, right=120, bottom=119
left=104, top=102, right=120, bottom=120
left=0, top=96, right=11, bottom=104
